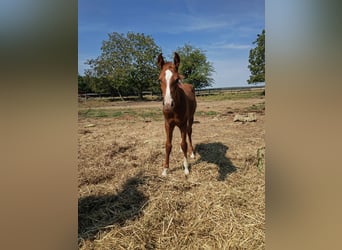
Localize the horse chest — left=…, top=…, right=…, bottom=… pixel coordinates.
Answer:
left=163, top=107, right=187, bottom=123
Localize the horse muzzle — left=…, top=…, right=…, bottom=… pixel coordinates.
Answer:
left=163, top=99, right=174, bottom=111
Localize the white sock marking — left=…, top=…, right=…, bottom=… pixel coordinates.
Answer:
left=190, top=152, right=195, bottom=159
left=162, top=168, right=168, bottom=176
left=183, top=157, right=189, bottom=175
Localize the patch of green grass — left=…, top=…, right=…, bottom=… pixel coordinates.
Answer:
left=78, top=109, right=137, bottom=118
left=198, top=90, right=264, bottom=102
left=245, top=102, right=265, bottom=112
left=78, top=108, right=164, bottom=120
left=139, top=110, right=163, bottom=120
left=197, top=110, right=219, bottom=116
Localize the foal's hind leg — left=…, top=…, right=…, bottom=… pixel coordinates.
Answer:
left=187, top=116, right=195, bottom=159
left=180, top=126, right=189, bottom=175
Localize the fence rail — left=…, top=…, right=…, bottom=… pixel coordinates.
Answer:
left=78, top=85, right=265, bottom=99
left=195, top=85, right=265, bottom=96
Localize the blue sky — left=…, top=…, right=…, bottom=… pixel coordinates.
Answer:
left=79, top=0, right=264, bottom=88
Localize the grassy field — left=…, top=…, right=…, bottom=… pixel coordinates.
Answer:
left=78, top=90, right=265, bottom=249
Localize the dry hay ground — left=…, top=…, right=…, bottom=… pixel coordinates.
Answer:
left=78, top=95, right=265, bottom=249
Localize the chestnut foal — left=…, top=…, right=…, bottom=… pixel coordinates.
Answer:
left=157, top=52, right=197, bottom=176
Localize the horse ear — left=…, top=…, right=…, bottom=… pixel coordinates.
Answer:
left=174, top=52, right=180, bottom=69
left=157, top=53, right=164, bottom=69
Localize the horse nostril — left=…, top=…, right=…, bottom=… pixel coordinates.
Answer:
left=162, top=100, right=165, bottom=106
left=171, top=101, right=174, bottom=107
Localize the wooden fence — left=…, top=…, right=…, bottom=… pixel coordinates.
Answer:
left=78, top=85, right=265, bottom=100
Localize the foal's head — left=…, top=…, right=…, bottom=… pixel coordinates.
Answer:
left=157, top=52, right=181, bottom=112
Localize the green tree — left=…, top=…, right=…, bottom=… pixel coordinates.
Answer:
left=78, top=74, right=92, bottom=94
left=247, top=29, right=265, bottom=84
left=176, top=44, right=214, bottom=89
left=84, top=70, right=116, bottom=95
left=86, top=32, right=161, bottom=99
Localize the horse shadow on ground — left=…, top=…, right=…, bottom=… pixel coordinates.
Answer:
left=194, top=142, right=237, bottom=181
left=78, top=172, right=148, bottom=241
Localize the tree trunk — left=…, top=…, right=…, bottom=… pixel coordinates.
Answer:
left=138, top=90, right=144, bottom=100
left=116, top=89, right=124, bottom=101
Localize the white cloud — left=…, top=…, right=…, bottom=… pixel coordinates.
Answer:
left=158, top=13, right=233, bottom=34
left=211, top=59, right=250, bottom=87
left=210, top=42, right=252, bottom=50
left=183, top=18, right=231, bottom=32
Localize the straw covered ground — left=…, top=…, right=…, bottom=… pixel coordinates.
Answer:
left=78, top=92, right=265, bottom=249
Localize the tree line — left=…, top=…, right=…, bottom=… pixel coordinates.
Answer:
left=79, top=30, right=265, bottom=99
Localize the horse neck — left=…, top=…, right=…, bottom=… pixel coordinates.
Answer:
left=173, top=84, right=187, bottom=110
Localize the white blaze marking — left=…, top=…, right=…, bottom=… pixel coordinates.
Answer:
left=183, top=157, right=189, bottom=175
left=164, top=69, right=173, bottom=106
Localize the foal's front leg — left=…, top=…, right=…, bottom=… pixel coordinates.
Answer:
left=162, top=122, right=174, bottom=176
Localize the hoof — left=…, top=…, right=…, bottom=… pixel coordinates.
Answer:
left=184, top=168, right=189, bottom=175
